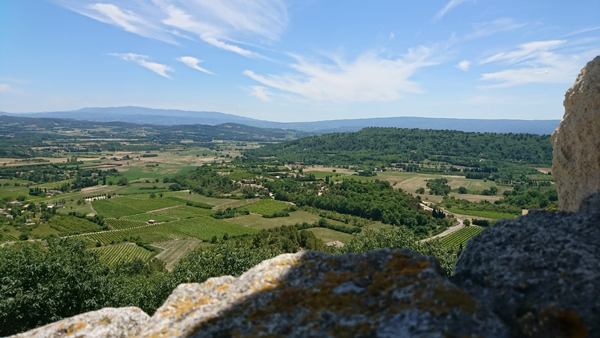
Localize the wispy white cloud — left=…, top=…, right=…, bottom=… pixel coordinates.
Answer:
left=465, top=18, right=525, bottom=40
left=0, top=77, right=28, bottom=84
left=433, top=0, right=474, bottom=22
left=244, top=47, right=436, bottom=102
left=562, top=26, right=600, bottom=38
left=54, top=1, right=175, bottom=43
left=177, top=56, right=213, bottom=74
left=0, top=84, right=13, bottom=93
left=479, top=40, right=600, bottom=87
left=250, top=86, right=273, bottom=101
left=111, top=53, right=173, bottom=78
left=456, top=60, right=470, bottom=71
left=54, top=0, right=287, bottom=57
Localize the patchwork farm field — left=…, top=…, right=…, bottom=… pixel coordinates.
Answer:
left=307, top=228, right=353, bottom=244
left=153, top=238, right=202, bottom=269
left=92, top=199, right=143, bottom=218
left=440, top=226, right=484, bottom=249
left=91, top=243, right=155, bottom=265
left=446, top=208, right=518, bottom=220
left=227, top=211, right=322, bottom=230
left=48, top=216, right=103, bottom=235
left=81, top=224, right=186, bottom=245
left=0, top=233, right=18, bottom=243
left=107, top=196, right=183, bottom=212
left=150, top=205, right=214, bottom=219
left=239, top=199, right=291, bottom=216
left=105, top=219, right=148, bottom=230
left=166, top=216, right=257, bottom=241
left=167, top=193, right=237, bottom=207
left=121, top=213, right=175, bottom=222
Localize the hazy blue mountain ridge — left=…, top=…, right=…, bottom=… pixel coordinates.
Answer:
left=1, top=106, right=560, bottom=135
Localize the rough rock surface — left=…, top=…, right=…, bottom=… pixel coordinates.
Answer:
left=139, top=250, right=507, bottom=338
left=10, top=307, right=149, bottom=338
left=551, top=55, right=600, bottom=211
left=453, top=190, right=600, bottom=337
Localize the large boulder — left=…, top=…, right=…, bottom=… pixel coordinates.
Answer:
left=453, top=190, right=600, bottom=337
left=10, top=307, right=149, bottom=338
left=551, top=55, right=600, bottom=212
left=139, top=250, right=507, bottom=338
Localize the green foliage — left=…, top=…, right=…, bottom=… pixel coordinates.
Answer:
left=91, top=243, right=155, bottom=265
left=244, top=127, right=553, bottom=167
left=150, top=205, right=214, bottom=218
left=211, top=207, right=250, bottom=219
left=343, top=227, right=456, bottom=276
left=472, top=219, right=490, bottom=226
left=120, top=213, right=175, bottom=223
left=463, top=219, right=471, bottom=226
left=82, top=224, right=186, bottom=245
left=172, top=166, right=238, bottom=196
left=0, top=240, right=114, bottom=335
left=117, top=176, right=128, bottom=186
left=104, top=218, right=148, bottom=229
left=239, top=199, right=293, bottom=217
left=166, top=196, right=213, bottom=209
left=108, top=196, right=182, bottom=212
left=252, top=225, right=325, bottom=252
left=440, top=227, right=483, bottom=250
left=47, top=215, right=103, bottom=235
left=166, top=216, right=258, bottom=241
left=92, top=199, right=143, bottom=218
left=446, top=208, right=516, bottom=220
left=268, top=179, right=446, bottom=236
left=426, top=178, right=451, bottom=196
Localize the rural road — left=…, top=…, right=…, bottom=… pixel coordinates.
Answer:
left=419, top=203, right=465, bottom=242
left=420, top=218, right=464, bottom=242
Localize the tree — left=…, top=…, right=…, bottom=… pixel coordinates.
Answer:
left=416, top=187, right=425, bottom=194
left=463, top=219, right=471, bottom=226
left=149, top=192, right=156, bottom=199
left=117, top=176, right=128, bottom=186
left=458, top=187, right=468, bottom=194
left=169, top=183, right=182, bottom=191
left=0, top=240, right=115, bottom=335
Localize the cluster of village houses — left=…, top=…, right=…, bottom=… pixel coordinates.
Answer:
left=0, top=200, right=65, bottom=220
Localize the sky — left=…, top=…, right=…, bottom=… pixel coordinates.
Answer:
left=1, top=0, right=599, bottom=122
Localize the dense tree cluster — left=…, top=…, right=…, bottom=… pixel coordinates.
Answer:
left=266, top=179, right=448, bottom=236
left=426, top=178, right=451, bottom=195
left=244, top=127, right=553, bottom=167
left=170, top=166, right=238, bottom=195
left=0, top=224, right=456, bottom=336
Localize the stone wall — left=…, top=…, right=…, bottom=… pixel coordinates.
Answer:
left=551, top=55, right=600, bottom=212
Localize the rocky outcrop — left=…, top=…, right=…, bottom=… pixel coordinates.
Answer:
left=139, top=250, right=507, bottom=337
left=11, top=307, right=149, bottom=338
left=453, top=190, right=600, bottom=337
left=551, top=55, right=600, bottom=212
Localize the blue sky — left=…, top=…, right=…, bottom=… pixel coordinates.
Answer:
left=1, top=0, right=599, bottom=121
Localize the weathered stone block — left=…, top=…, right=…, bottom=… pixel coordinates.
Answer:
left=139, top=250, right=507, bottom=338
left=453, top=191, right=600, bottom=337
left=552, top=55, right=600, bottom=212
left=10, top=307, right=149, bottom=338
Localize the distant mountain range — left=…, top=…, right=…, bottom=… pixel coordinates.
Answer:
left=0, top=106, right=561, bottom=135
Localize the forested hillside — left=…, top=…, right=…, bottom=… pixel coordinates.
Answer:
left=243, top=127, right=553, bottom=167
